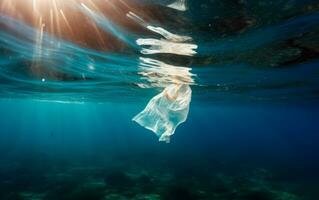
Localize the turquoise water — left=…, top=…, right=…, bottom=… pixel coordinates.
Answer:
left=0, top=0, right=319, bottom=199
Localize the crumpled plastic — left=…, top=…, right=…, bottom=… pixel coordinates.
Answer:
left=133, top=84, right=192, bottom=143
left=167, top=0, right=187, bottom=11
left=130, top=12, right=195, bottom=143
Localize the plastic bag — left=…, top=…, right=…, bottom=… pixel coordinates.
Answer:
left=167, top=0, right=187, bottom=11
left=133, top=84, right=191, bottom=143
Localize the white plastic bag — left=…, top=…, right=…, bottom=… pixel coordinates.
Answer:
left=133, top=84, right=191, bottom=143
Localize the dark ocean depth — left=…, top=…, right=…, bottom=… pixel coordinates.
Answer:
left=0, top=100, right=318, bottom=200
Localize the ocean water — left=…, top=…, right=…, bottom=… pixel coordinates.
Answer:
left=0, top=0, right=319, bottom=200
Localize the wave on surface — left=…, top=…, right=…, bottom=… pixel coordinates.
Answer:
left=0, top=0, right=318, bottom=104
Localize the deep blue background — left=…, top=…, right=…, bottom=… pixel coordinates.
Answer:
left=0, top=99, right=318, bottom=182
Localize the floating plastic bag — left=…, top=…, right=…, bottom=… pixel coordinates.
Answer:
left=167, top=0, right=187, bottom=11
left=133, top=84, right=192, bottom=143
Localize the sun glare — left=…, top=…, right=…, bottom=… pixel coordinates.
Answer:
left=0, top=0, right=98, bottom=34
left=0, top=0, right=108, bottom=47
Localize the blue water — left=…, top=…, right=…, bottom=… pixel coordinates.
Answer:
left=0, top=0, right=319, bottom=199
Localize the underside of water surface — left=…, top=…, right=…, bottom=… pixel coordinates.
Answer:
left=0, top=0, right=319, bottom=200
